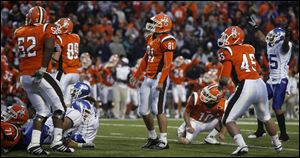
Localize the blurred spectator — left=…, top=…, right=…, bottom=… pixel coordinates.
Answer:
left=0, top=1, right=298, bottom=116
left=109, top=35, right=126, bottom=57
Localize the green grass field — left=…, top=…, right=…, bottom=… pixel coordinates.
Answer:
left=3, top=118, right=299, bottom=157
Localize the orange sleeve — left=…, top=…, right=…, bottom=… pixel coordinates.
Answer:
left=220, top=60, right=232, bottom=78
left=133, top=53, right=148, bottom=78
left=158, top=51, right=173, bottom=84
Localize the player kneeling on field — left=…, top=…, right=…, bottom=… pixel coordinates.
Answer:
left=177, top=84, right=225, bottom=144
left=65, top=81, right=100, bottom=148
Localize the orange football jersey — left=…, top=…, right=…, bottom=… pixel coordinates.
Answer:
left=134, top=33, right=176, bottom=84
left=205, top=62, right=223, bottom=80
left=100, top=66, right=115, bottom=87
left=56, top=33, right=80, bottom=74
left=79, top=66, right=99, bottom=85
left=14, top=23, right=55, bottom=76
left=185, top=92, right=225, bottom=122
left=218, top=44, right=260, bottom=84
left=170, top=63, right=187, bottom=85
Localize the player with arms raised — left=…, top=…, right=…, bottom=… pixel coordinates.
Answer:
left=248, top=16, right=292, bottom=141
left=130, top=13, right=176, bottom=150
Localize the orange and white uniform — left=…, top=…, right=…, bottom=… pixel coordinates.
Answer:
left=15, top=23, right=66, bottom=117
left=170, top=63, right=187, bottom=105
left=127, top=67, right=142, bottom=106
left=177, top=92, right=225, bottom=142
left=79, top=65, right=100, bottom=100
left=1, top=66, right=19, bottom=96
left=14, top=23, right=55, bottom=76
left=134, top=33, right=176, bottom=115
left=205, top=62, right=223, bottom=81
left=55, top=33, right=81, bottom=105
left=99, top=65, right=115, bottom=105
left=218, top=44, right=271, bottom=124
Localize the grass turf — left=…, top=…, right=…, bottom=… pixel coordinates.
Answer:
left=3, top=118, right=299, bottom=157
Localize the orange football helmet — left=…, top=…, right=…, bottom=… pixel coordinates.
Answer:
left=54, top=18, right=74, bottom=34
left=25, top=6, right=47, bottom=25
left=200, top=84, right=222, bottom=105
left=217, top=26, right=245, bottom=47
left=1, top=104, right=29, bottom=125
left=1, top=121, right=22, bottom=149
left=146, top=13, right=173, bottom=33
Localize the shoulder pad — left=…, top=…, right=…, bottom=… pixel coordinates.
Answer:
left=161, top=34, right=176, bottom=43
left=223, top=46, right=233, bottom=56
left=192, top=92, right=198, bottom=106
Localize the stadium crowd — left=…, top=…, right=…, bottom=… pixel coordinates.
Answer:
left=1, top=1, right=299, bottom=119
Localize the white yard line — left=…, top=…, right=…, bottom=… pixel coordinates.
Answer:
left=100, top=123, right=299, bottom=134
left=96, top=135, right=299, bottom=152
left=100, top=119, right=299, bottom=125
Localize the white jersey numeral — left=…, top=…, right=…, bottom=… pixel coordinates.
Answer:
left=17, top=36, right=37, bottom=58
left=146, top=45, right=154, bottom=62
left=240, top=54, right=256, bottom=72
left=67, top=43, right=79, bottom=60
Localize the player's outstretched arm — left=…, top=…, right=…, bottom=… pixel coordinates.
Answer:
left=282, top=25, right=291, bottom=54
left=247, top=15, right=266, bottom=47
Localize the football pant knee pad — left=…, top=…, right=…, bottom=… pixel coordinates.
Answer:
left=52, top=110, right=65, bottom=120
left=34, top=115, right=47, bottom=123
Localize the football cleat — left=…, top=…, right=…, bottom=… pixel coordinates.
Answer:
left=231, top=146, right=248, bottom=156
left=272, top=139, right=283, bottom=152
left=141, top=137, right=159, bottom=149
left=149, top=140, right=169, bottom=150
left=248, top=131, right=266, bottom=139
left=273, top=143, right=283, bottom=153
left=50, top=141, right=75, bottom=153
left=279, top=133, right=290, bottom=142
left=27, top=144, right=50, bottom=155
left=204, top=136, right=220, bottom=145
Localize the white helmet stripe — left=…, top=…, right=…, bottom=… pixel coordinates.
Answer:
left=38, top=6, right=43, bottom=24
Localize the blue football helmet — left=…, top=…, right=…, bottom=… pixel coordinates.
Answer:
left=71, top=98, right=93, bottom=122
left=70, top=82, right=91, bottom=101
left=265, top=27, right=285, bottom=47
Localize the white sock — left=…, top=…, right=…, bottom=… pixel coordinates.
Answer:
left=233, top=134, right=246, bottom=147
left=31, top=129, right=41, bottom=145
left=271, top=135, right=281, bottom=146
left=160, top=133, right=167, bottom=143
left=53, top=128, right=63, bottom=143
left=148, top=129, right=157, bottom=139
left=207, top=128, right=219, bottom=137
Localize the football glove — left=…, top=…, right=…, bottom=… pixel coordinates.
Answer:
left=283, top=24, right=291, bottom=39
left=32, top=67, right=47, bottom=84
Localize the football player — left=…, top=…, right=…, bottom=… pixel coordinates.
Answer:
left=1, top=104, right=29, bottom=153
left=22, top=99, right=95, bottom=148
left=52, top=18, right=81, bottom=106
left=217, top=26, right=282, bottom=155
left=79, top=52, right=100, bottom=103
left=14, top=6, right=74, bottom=155
left=248, top=16, right=292, bottom=141
left=177, top=84, right=225, bottom=145
left=66, top=81, right=100, bottom=148
left=170, top=56, right=187, bottom=119
left=130, top=13, right=176, bottom=149
left=100, top=55, right=118, bottom=118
